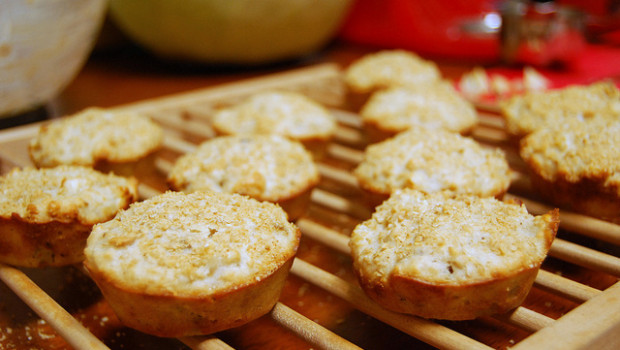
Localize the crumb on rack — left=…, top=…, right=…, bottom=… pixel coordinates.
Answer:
left=457, top=66, right=550, bottom=102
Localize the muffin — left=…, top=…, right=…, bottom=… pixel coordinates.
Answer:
left=520, top=116, right=620, bottom=223
left=167, top=135, right=319, bottom=221
left=349, top=189, right=559, bottom=320
left=353, top=127, right=511, bottom=207
left=0, top=166, right=138, bottom=267
left=83, top=191, right=301, bottom=337
left=29, top=107, right=164, bottom=176
left=500, top=81, right=620, bottom=140
left=343, top=50, right=442, bottom=110
left=344, top=50, right=441, bottom=93
left=211, top=91, right=337, bottom=159
left=359, top=82, right=478, bottom=142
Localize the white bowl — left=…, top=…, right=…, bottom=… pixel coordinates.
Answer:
left=0, top=0, right=108, bottom=118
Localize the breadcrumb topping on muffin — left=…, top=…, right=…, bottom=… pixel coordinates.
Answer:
left=212, top=91, right=336, bottom=141
left=0, top=165, right=138, bottom=224
left=344, top=50, right=441, bottom=93
left=500, top=81, right=620, bottom=138
left=85, top=191, right=300, bottom=296
left=350, top=189, right=556, bottom=285
left=354, top=127, right=510, bottom=197
left=168, top=135, right=319, bottom=202
left=360, top=82, right=478, bottom=135
left=29, top=107, right=163, bottom=167
left=520, top=117, right=620, bottom=190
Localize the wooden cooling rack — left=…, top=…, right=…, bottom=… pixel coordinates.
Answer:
left=1, top=63, right=619, bottom=350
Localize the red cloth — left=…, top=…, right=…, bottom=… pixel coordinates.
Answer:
left=485, top=44, right=620, bottom=88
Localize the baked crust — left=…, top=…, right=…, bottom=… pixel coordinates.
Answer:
left=500, top=81, right=620, bottom=139
left=88, top=256, right=294, bottom=337
left=167, top=135, right=319, bottom=220
left=520, top=117, right=620, bottom=222
left=84, top=191, right=301, bottom=337
left=349, top=190, right=559, bottom=320
left=29, top=107, right=163, bottom=176
left=344, top=50, right=441, bottom=94
left=360, top=82, right=478, bottom=142
left=0, top=166, right=138, bottom=267
left=211, top=91, right=336, bottom=159
left=353, top=127, right=511, bottom=204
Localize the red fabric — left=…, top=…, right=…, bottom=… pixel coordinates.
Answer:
left=485, top=43, right=620, bottom=88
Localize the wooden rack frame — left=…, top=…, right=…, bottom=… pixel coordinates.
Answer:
left=1, top=63, right=619, bottom=350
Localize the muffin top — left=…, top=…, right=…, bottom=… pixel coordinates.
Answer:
left=168, top=135, right=319, bottom=202
left=353, top=127, right=510, bottom=197
left=344, top=50, right=441, bottom=93
left=520, top=117, right=620, bottom=190
left=360, top=82, right=478, bottom=134
left=349, top=189, right=557, bottom=285
left=0, top=165, right=138, bottom=224
left=500, top=81, right=620, bottom=138
left=212, top=91, right=336, bottom=141
left=29, top=108, right=163, bottom=167
left=84, top=191, right=301, bottom=296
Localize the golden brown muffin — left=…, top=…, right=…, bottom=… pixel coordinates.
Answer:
left=167, top=135, right=319, bottom=221
left=343, top=50, right=442, bottom=110
left=520, top=116, right=620, bottom=222
left=359, top=82, right=478, bottom=142
left=353, top=127, right=511, bottom=207
left=0, top=166, right=138, bottom=267
left=84, top=191, right=301, bottom=337
left=500, top=81, right=620, bottom=140
left=349, top=189, right=559, bottom=320
left=29, top=107, right=164, bottom=176
left=211, top=91, right=336, bottom=159
left=344, top=49, right=441, bottom=93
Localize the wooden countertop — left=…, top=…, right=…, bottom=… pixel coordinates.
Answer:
left=51, top=40, right=474, bottom=117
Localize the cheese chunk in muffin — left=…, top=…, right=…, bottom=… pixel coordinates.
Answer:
left=520, top=116, right=620, bottom=222
left=353, top=127, right=511, bottom=206
left=84, top=191, right=301, bottom=337
left=211, top=91, right=336, bottom=158
left=349, top=189, right=559, bottom=320
left=0, top=166, right=138, bottom=267
left=29, top=107, right=163, bottom=176
left=500, top=81, right=620, bottom=139
left=168, top=135, right=319, bottom=220
left=360, top=82, right=478, bottom=142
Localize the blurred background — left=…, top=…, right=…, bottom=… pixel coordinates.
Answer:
left=2, top=0, right=620, bottom=128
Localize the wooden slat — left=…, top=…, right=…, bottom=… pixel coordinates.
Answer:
left=269, top=302, right=363, bottom=350
left=326, top=143, right=364, bottom=164
left=549, top=238, right=620, bottom=277
left=534, top=270, right=601, bottom=303
left=290, top=259, right=493, bottom=350
left=317, top=163, right=359, bottom=188
left=0, top=263, right=110, bottom=350
left=477, top=112, right=506, bottom=129
left=489, top=307, right=554, bottom=333
left=149, top=110, right=216, bottom=140
left=179, top=336, right=235, bottom=350
left=330, top=109, right=363, bottom=128
left=513, top=282, right=620, bottom=350
left=310, top=189, right=371, bottom=220
left=109, top=63, right=346, bottom=114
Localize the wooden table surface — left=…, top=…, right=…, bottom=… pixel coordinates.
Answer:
left=51, top=40, right=473, bottom=118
